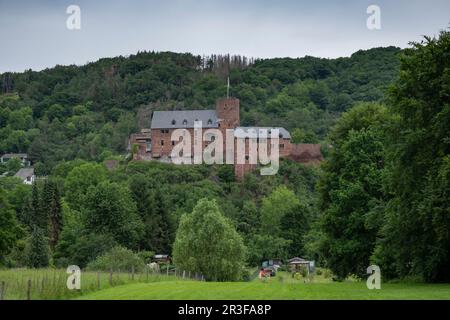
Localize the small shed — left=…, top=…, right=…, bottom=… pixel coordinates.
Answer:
left=152, top=254, right=171, bottom=264
left=288, top=257, right=313, bottom=273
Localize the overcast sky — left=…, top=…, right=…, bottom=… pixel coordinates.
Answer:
left=0, top=0, right=449, bottom=73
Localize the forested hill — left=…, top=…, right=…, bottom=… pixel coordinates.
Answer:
left=0, top=47, right=401, bottom=173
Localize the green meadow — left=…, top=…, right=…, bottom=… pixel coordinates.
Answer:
left=1, top=269, right=449, bottom=300
left=77, top=277, right=450, bottom=300
left=0, top=268, right=184, bottom=300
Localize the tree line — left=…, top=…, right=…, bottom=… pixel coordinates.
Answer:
left=314, top=30, right=450, bottom=282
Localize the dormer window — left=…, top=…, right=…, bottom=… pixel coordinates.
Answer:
left=279, top=133, right=283, bottom=139
left=207, top=119, right=212, bottom=125
left=172, top=119, right=176, bottom=125
left=182, top=119, right=187, bottom=125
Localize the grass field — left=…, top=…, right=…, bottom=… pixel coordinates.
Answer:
left=78, top=273, right=450, bottom=300
left=0, top=268, right=187, bottom=300
left=1, top=269, right=449, bottom=300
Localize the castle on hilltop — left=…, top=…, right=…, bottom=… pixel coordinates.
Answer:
left=128, top=97, right=323, bottom=179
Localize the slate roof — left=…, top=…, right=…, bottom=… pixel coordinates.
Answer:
left=151, top=110, right=219, bottom=129
left=14, top=168, right=34, bottom=180
left=1, top=153, right=28, bottom=159
left=234, top=127, right=291, bottom=139
left=288, top=257, right=310, bottom=264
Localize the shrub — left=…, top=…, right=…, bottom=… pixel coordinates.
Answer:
left=323, top=269, right=332, bottom=279
left=299, top=266, right=308, bottom=278
left=137, top=250, right=155, bottom=264
left=86, top=246, right=145, bottom=272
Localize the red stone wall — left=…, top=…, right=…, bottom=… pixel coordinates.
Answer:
left=152, top=128, right=222, bottom=160
left=151, top=128, right=176, bottom=158
left=233, top=136, right=291, bottom=180
left=216, top=98, right=240, bottom=130
left=129, top=132, right=152, bottom=160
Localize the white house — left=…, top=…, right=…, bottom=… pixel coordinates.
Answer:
left=14, top=168, right=35, bottom=185
left=0, top=153, right=30, bottom=166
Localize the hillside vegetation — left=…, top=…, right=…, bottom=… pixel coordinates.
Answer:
left=0, top=48, right=401, bottom=173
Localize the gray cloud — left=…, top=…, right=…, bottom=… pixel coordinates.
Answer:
left=0, top=0, right=449, bottom=72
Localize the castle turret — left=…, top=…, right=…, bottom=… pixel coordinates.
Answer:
left=215, top=97, right=240, bottom=129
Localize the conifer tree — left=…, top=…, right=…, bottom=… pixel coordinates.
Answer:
left=25, top=226, right=49, bottom=268
left=43, top=180, right=63, bottom=250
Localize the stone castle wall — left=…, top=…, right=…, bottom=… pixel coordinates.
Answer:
left=129, top=97, right=323, bottom=180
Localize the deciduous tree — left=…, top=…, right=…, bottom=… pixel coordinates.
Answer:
left=173, top=198, right=245, bottom=281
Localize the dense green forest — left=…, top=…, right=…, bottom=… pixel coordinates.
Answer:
left=0, top=47, right=400, bottom=173
left=1, top=30, right=449, bottom=283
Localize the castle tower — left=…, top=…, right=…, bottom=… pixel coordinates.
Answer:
left=215, top=97, right=240, bottom=129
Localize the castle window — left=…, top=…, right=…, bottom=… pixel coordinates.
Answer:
left=172, top=119, right=176, bottom=125
left=161, top=140, right=164, bottom=146
left=172, top=141, right=175, bottom=146
left=245, top=155, right=249, bottom=160
left=182, top=119, right=187, bottom=125
left=280, top=144, right=284, bottom=149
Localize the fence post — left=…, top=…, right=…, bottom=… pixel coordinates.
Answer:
left=109, top=269, right=113, bottom=286
left=188, top=271, right=191, bottom=279
left=41, top=277, right=45, bottom=295
left=0, top=281, right=5, bottom=300
left=182, top=270, right=185, bottom=279
left=131, top=265, right=135, bottom=280
left=146, top=266, right=149, bottom=281
left=97, top=272, right=101, bottom=290
left=27, top=279, right=32, bottom=300
left=166, top=264, right=169, bottom=276
left=201, top=275, right=204, bottom=281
